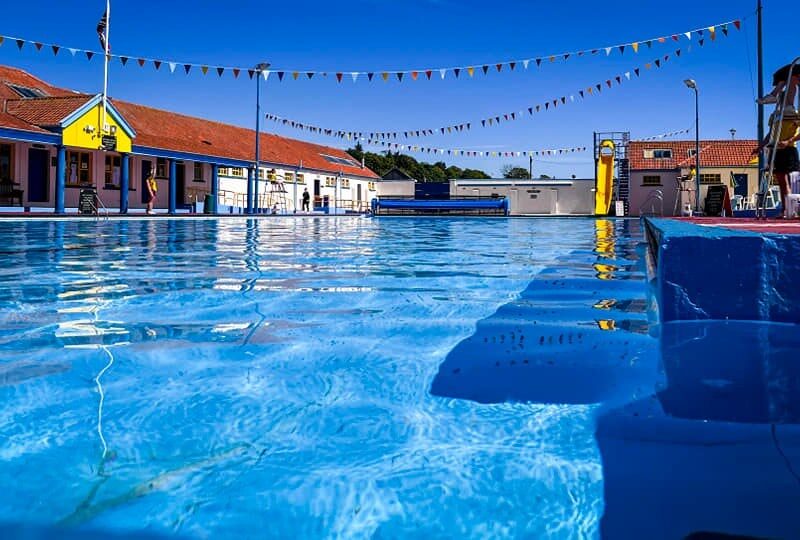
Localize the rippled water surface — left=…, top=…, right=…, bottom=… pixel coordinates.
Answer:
left=0, top=217, right=655, bottom=539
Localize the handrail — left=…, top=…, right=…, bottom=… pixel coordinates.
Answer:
left=93, top=194, right=109, bottom=221
left=758, top=55, right=800, bottom=219
left=639, top=189, right=664, bottom=217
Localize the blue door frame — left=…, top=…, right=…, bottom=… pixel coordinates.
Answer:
left=141, top=160, right=152, bottom=203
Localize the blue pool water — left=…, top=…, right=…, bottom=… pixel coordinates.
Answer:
left=0, top=217, right=797, bottom=539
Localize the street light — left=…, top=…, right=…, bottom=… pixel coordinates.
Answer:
left=684, top=78, right=700, bottom=212
left=730, top=128, right=737, bottom=140
left=251, top=61, right=270, bottom=214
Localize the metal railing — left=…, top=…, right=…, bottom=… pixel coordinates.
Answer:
left=93, top=195, right=110, bottom=221
left=639, top=189, right=664, bottom=217
left=758, top=56, right=800, bottom=219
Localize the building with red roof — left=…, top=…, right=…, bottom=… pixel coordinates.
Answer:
left=629, top=139, right=759, bottom=216
left=0, top=64, right=379, bottom=214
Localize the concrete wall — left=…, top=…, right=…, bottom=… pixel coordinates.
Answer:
left=451, top=179, right=595, bottom=215
left=631, top=166, right=759, bottom=216
left=376, top=179, right=415, bottom=198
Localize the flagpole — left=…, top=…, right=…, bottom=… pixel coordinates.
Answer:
left=102, top=0, right=110, bottom=133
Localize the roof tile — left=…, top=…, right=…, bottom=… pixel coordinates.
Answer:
left=629, top=140, right=759, bottom=170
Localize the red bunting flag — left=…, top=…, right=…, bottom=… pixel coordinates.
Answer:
left=34, top=42, right=43, bottom=51
left=336, top=72, right=343, bottom=82
left=733, top=20, right=741, bottom=30
left=233, top=68, right=240, bottom=79
left=425, top=70, right=432, bottom=80
left=137, top=58, right=145, bottom=67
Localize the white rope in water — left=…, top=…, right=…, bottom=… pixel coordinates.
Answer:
left=95, top=345, right=115, bottom=459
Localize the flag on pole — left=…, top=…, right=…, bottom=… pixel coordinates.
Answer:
left=97, top=8, right=109, bottom=51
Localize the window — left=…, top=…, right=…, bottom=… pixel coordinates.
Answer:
left=156, top=158, right=168, bottom=178
left=258, top=168, right=265, bottom=180
left=230, top=167, right=244, bottom=177
left=700, top=173, right=722, bottom=184
left=325, top=176, right=336, bottom=187
left=0, top=143, right=13, bottom=182
left=104, top=155, right=121, bottom=187
left=284, top=172, right=294, bottom=183
left=217, top=167, right=229, bottom=176
left=320, top=153, right=358, bottom=167
left=642, top=175, right=661, bottom=186
left=267, top=170, right=277, bottom=182
left=296, top=173, right=305, bottom=184
left=687, top=149, right=697, bottom=158
left=66, top=151, right=92, bottom=185
left=644, top=149, right=672, bottom=159
left=368, top=182, right=376, bottom=191
left=193, top=162, right=204, bottom=182
left=341, top=179, right=350, bottom=189
left=6, top=83, right=47, bottom=98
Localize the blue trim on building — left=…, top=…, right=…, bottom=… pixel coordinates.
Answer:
left=59, top=94, right=137, bottom=138
left=0, top=127, right=60, bottom=145
left=55, top=146, right=66, bottom=214
left=120, top=154, right=130, bottom=214
left=168, top=159, right=177, bottom=214
left=132, top=146, right=252, bottom=168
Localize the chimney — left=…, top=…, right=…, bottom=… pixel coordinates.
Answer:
left=361, top=156, right=365, bottom=169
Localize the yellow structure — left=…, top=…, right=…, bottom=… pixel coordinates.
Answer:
left=594, top=140, right=615, bottom=215
left=60, top=96, right=134, bottom=153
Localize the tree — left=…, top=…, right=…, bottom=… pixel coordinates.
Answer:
left=461, top=168, right=491, bottom=179
left=501, top=165, right=531, bottom=179
left=345, top=147, right=492, bottom=180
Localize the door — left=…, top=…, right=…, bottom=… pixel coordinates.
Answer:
left=27, top=148, right=49, bottom=202
left=314, top=178, right=321, bottom=209
left=733, top=173, right=748, bottom=198
left=356, top=183, right=362, bottom=210
left=141, top=160, right=152, bottom=203
left=176, top=162, right=186, bottom=205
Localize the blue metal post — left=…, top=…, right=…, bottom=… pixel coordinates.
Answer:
left=55, top=145, right=66, bottom=214
left=120, top=153, right=129, bottom=214
left=255, top=72, right=261, bottom=214
left=168, top=158, right=177, bottom=215
left=211, top=163, right=219, bottom=215
left=246, top=167, right=254, bottom=214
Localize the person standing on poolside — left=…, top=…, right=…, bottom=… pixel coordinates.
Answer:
left=302, top=187, right=310, bottom=212
left=145, top=170, right=158, bottom=215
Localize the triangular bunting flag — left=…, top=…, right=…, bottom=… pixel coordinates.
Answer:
left=672, top=35, right=679, bottom=41
left=579, top=90, right=585, bottom=98
left=523, top=59, right=529, bottom=69
left=201, top=66, right=209, bottom=75
left=277, top=71, right=285, bottom=81
left=615, top=76, right=621, bottom=84
left=509, top=62, right=516, bottom=71
left=396, top=72, right=403, bottom=81
left=439, top=69, right=446, bottom=79
left=335, top=72, right=343, bottom=83
left=15, top=39, right=24, bottom=50
left=184, top=64, right=192, bottom=74
left=351, top=72, right=359, bottom=83
left=86, top=51, right=94, bottom=61
left=232, top=68, right=240, bottom=78
left=536, top=58, right=542, bottom=67
left=467, top=67, right=475, bottom=77
left=34, top=42, right=43, bottom=51
left=216, top=66, right=225, bottom=77
left=154, top=60, right=162, bottom=71
left=137, top=58, right=145, bottom=67
left=411, top=71, right=418, bottom=81
left=605, top=47, right=612, bottom=56
left=496, top=63, right=503, bottom=72
left=733, top=20, right=741, bottom=30
left=632, top=42, right=639, bottom=53
left=68, top=48, right=77, bottom=56
left=721, top=24, right=728, bottom=36
left=709, top=26, right=716, bottom=40
left=618, top=45, right=625, bottom=54
left=685, top=31, right=692, bottom=40
left=169, top=62, right=177, bottom=73
left=634, top=68, right=640, bottom=76
left=425, top=70, right=432, bottom=80
left=481, top=65, right=489, bottom=75
left=606, top=80, right=612, bottom=88
left=655, top=59, right=661, bottom=67
left=624, top=71, right=631, bottom=80
left=564, top=54, right=570, bottom=60
left=382, top=72, right=390, bottom=81
left=292, top=71, right=299, bottom=80
left=51, top=45, right=60, bottom=56
left=367, top=72, right=374, bottom=81
left=698, top=39, right=704, bottom=46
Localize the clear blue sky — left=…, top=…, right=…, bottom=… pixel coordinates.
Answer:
left=0, top=0, right=793, bottom=177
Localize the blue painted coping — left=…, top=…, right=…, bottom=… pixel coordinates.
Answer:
left=644, top=217, right=800, bottom=324
left=375, top=198, right=508, bottom=210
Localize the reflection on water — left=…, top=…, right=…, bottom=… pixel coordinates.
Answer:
left=0, top=217, right=651, bottom=539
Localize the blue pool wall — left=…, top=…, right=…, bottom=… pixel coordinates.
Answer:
left=644, top=218, right=800, bottom=324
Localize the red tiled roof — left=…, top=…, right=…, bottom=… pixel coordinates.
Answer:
left=0, top=65, right=76, bottom=100
left=629, top=140, right=759, bottom=170
left=5, top=95, right=92, bottom=127
left=112, top=100, right=378, bottom=178
left=0, top=65, right=378, bottom=179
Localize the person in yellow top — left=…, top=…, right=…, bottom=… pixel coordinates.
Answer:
left=145, top=170, right=158, bottom=215
left=758, top=112, right=800, bottom=217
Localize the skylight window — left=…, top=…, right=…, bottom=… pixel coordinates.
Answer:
left=6, top=84, right=47, bottom=98
left=320, top=154, right=358, bottom=167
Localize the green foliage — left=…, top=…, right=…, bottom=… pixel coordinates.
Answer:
left=346, top=147, right=491, bottom=181
left=501, top=165, right=531, bottom=179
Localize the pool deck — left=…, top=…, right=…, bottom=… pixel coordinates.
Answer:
left=643, top=217, right=800, bottom=324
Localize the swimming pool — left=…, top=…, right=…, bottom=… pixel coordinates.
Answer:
left=0, top=217, right=794, bottom=539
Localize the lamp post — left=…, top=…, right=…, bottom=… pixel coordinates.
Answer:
left=252, top=62, right=270, bottom=214
left=684, top=79, right=701, bottom=211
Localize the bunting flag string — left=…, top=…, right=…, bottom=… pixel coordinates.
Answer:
left=359, top=138, right=587, bottom=158
left=0, top=17, right=742, bottom=83
left=264, top=45, right=703, bottom=141
left=637, top=128, right=692, bottom=141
